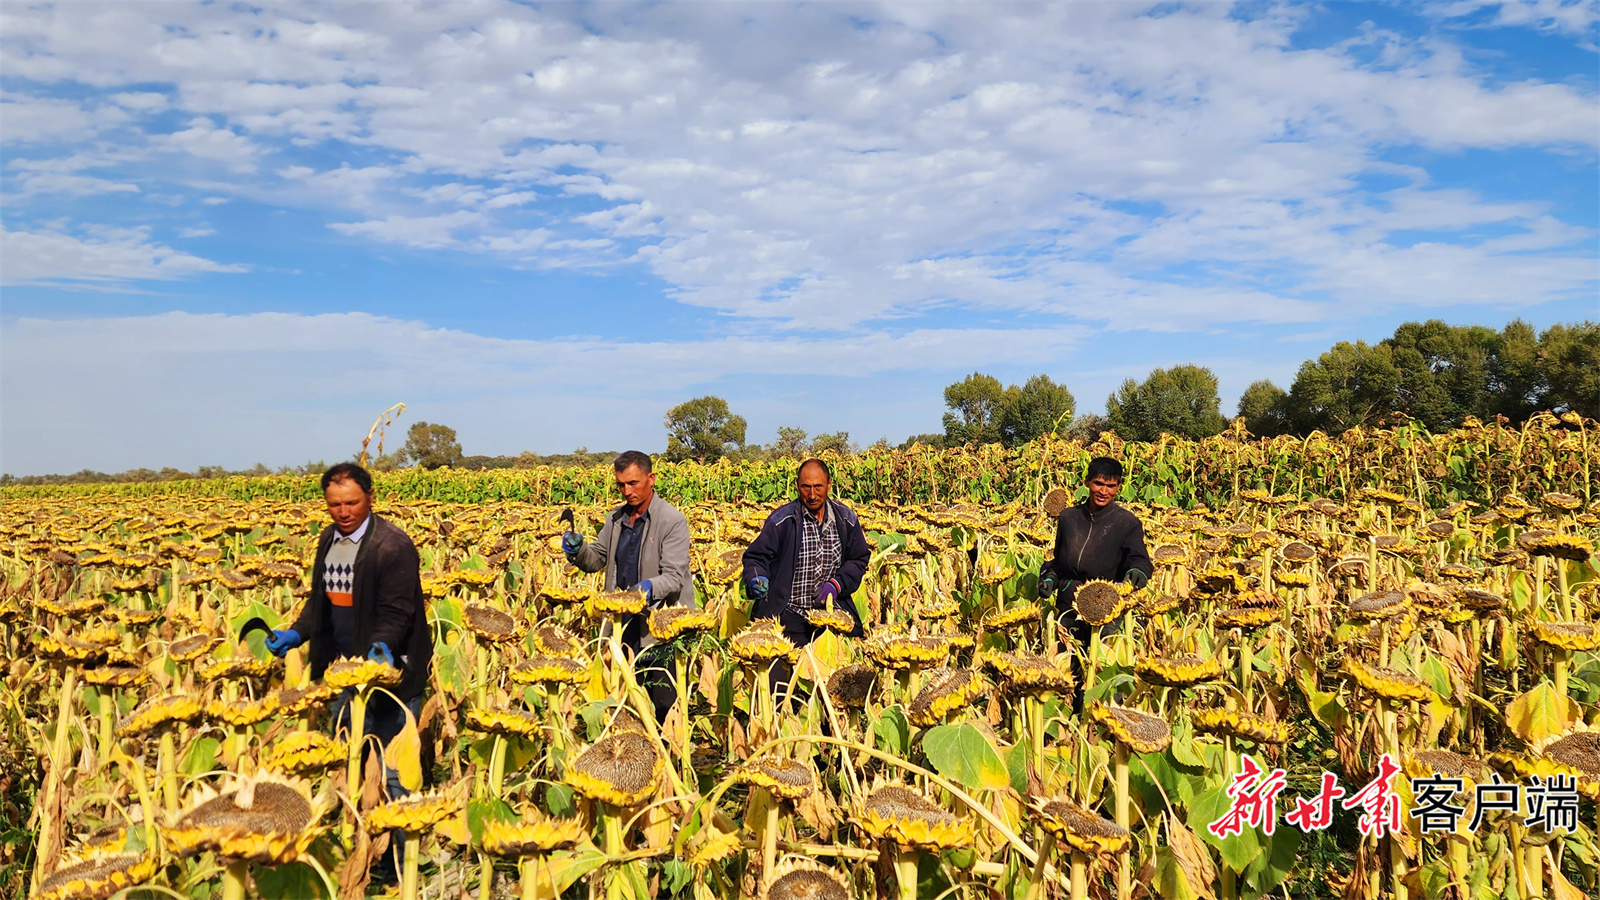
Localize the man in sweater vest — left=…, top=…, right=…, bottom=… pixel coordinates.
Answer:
left=265, top=462, right=431, bottom=885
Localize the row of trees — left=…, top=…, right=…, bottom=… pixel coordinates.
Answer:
left=931, top=319, right=1595, bottom=447
left=1237, top=320, right=1597, bottom=437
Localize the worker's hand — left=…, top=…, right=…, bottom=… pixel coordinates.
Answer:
left=367, top=642, right=394, bottom=667
left=1125, top=568, right=1150, bottom=590
left=561, top=531, right=584, bottom=561
left=265, top=629, right=303, bottom=658
left=746, top=575, right=769, bottom=601
left=1036, top=569, right=1057, bottom=599
left=636, top=580, right=653, bottom=603
left=816, top=579, right=840, bottom=606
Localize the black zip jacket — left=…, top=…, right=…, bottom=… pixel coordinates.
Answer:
left=1044, top=500, right=1152, bottom=600
left=741, top=498, right=872, bottom=636
left=291, top=514, right=432, bottom=702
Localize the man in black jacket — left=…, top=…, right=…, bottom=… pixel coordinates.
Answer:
left=1038, top=456, right=1152, bottom=703
left=265, top=462, right=430, bottom=883
left=742, top=459, right=872, bottom=699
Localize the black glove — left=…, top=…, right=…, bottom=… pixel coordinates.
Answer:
left=1125, top=567, right=1150, bottom=589
left=1036, top=568, right=1058, bottom=600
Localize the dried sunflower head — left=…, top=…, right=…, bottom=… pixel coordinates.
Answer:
left=164, top=771, right=330, bottom=864
left=272, top=682, right=341, bottom=716
left=1089, top=701, right=1173, bottom=753
left=1134, top=654, right=1224, bottom=688
left=568, top=731, right=664, bottom=807
left=1278, top=541, right=1316, bottom=565
left=984, top=603, right=1042, bottom=631
left=739, top=756, right=818, bottom=801
left=1035, top=796, right=1129, bottom=857
left=74, top=824, right=130, bottom=858
left=197, top=655, right=276, bottom=683
left=367, top=785, right=465, bottom=833
left=322, top=656, right=401, bottom=691
left=916, top=597, right=960, bottom=620
left=1543, top=492, right=1583, bottom=512
left=463, top=604, right=526, bottom=643
left=205, top=695, right=280, bottom=728
left=861, top=631, right=948, bottom=670
left=120, top=694, right=205, bottom=737
left=650, top=605, right=717, bottom=642
left=1347, top=590, right=1408, bottom=622
left=855, top=783, right=974, bottom=851
left=261, top=732, right=345, bottom=775
left=1406, top=749, right=1485, bottom=784
left=539, top=584, right=594, bottom=606
left=36, top=853, right=158, bottom=900
left=1519, top=531, right=1594, bottom=562
left=167, top=635, right=217, bottom=663
left=826, top=664, right=879, bottom=709
left=762, top=859, right=851, bottom=900
left=988, top=652, right=1075, bottom=697
left=509, top=655, right=589, bottom=686
left=462, top=706, right=542, bottom=739
left=1152, top=545, right=1191, bottom=566
left=591, top=589, right=647, bottom=616
left=1042, top=488, right=1071, bottom=519
left=804, top=607, right=857, bottom=636
left=1074, top=580, right=1134, bottom=627
left=1192, top=708, right=1291, bottom=745
left=687, top=825, right=742, bottom=869
left=1532, top=620, right=1600, bottom=652
left=730, top=620, right=800, bottom=666
left=531, top=624, right=585, bottom=658
left=482, top=814, right=587, bottom=855
left=82, top=664, right=149, bottom=689
left=1340, top=657, right=1437, bottom=704
left=907, top=668, right=987, bottom=726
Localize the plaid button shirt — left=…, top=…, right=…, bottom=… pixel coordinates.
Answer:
left=791, top=502, right=842, bottom=610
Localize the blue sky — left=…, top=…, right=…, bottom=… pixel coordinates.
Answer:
left=2, top=0, right=1596, bottom=475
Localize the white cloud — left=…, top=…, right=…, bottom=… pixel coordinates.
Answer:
left=0, top=1, right=1592, bottom=331
left=178, top=226, right=215, bottom=238
left=328, top=210, right=485, bottom=248
left=0, top=225, right=246, bottom=286
left=1426, top=0, right=1600, bottom=36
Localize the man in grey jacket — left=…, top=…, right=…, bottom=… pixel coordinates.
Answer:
left=562, top=450, right=693, bottom=719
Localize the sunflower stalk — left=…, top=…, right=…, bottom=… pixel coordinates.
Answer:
left=222, top=859, right=249, bottom=900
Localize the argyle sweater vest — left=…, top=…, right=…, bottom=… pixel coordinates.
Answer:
left=324, top=537, right=358, bottom=655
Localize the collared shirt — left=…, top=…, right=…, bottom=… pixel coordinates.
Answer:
left=325, top=515, right=369, bottom=656
left=790, top=501, right=842, bottom=610
left=614, top=503, right=649, bottom=591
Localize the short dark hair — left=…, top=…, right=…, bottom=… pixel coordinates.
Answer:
left=322, top=462, right=373, bottom=494
left=798, top=458, right=832, bottom=481
left=1086, top=456, right=1124, bottom=483
left=613, top=450, right=653, bottom=474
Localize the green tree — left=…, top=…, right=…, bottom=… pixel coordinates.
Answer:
left=664, top=396, right=747, bottom=461
left=899, top=433, right=947, bottom=449
left=1236, top=380, right=1291, bottom=437
left=811, top=431, right=851, bottom=454
left=1286, top=340, right=1400, bottom=434
left=399, top=422, right=463, bottom=469
left=1487, top=319, right=1542, bottom=421
left=1540, top=321, right=1600, bottom=419
left=1106, top=364, right=1227, bottom=441
left=1064, top=413, right=1109, bottom=443
left=996, top=374, right=1076, bottom=447
left=1385, top=319, right=1498, bottom=430
left=941, top=372, right=1005, bottom=446
left=772, top=427, right=809, bottom=456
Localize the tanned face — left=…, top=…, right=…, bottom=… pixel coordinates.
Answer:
left=798, top=463, right=830, bottom=519
left=324, top=478, right=373, bottom=535
left=1086, top=474, right=1121, bottom=512
left=614, top=463, right=656, bottom=511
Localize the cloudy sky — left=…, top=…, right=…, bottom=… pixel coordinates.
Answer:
left=2, top=1, right=1596, bottom=475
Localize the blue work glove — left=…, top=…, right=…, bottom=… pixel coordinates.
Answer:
left=816, top=578, right=840, bottom=606
left=1124, top=568, right=1150, bottom=590
left=636, top=579, right=653, bottom=602
left=1036, top=569, right=1058, bottom=600
left=367, top=642, right=394, bottom=667
left=265, top=629, right=303, bottom=658
left=747, top=576, right=769, bottom=601
left=561, top=531, right=584, bottom=561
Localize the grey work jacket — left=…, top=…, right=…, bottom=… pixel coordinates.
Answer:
left=573, top=494, right=694, bottom=650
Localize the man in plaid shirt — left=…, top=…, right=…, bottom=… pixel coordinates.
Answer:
left=742, top=459, right=873, bottom=700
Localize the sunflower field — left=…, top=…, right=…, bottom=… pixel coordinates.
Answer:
left=3, top=412, right=1599, bottom=900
